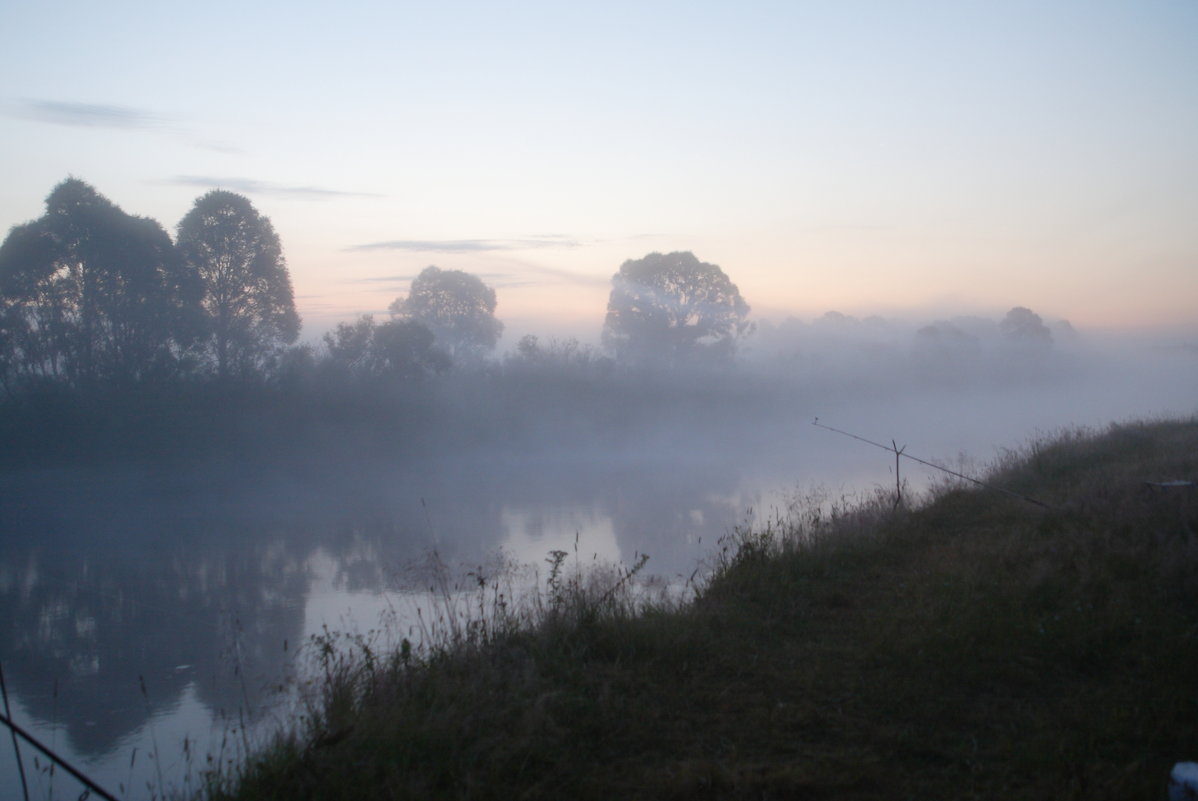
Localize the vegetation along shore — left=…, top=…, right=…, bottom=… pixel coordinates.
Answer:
left=199, top=417, right=1198, bottom=800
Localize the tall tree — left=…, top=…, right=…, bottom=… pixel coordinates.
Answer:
left=999, top=306, right=1053, bottom=348
left=389, top=266, right=503, bottom=363
left=602, top=251, right=751, bottom=366
left=0, top=178, right=202, bottom=388
left=176, top=191, right=300, bottom=378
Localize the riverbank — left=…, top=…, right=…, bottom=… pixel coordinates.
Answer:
left=204, top=417, right=1198, bottom=800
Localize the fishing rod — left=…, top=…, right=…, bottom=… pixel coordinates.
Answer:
left=0, top=662, right=29, bottom=801
left=812, top=418, right=1053, bottom=510
left=0, top=676, right=122, bottom=801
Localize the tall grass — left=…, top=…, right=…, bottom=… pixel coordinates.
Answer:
left=199, top=541, right=681, bottom=800
left=204, top=417, right=1198, bottom=800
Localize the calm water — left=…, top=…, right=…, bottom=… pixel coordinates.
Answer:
left=0, top=454, right=803, bottom=799
left=1, top=353, right=1194, bottom=800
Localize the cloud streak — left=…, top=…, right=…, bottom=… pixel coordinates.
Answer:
left=11, top=98, right=245, bottom=153
left=349, top=237, right=581, bottom=253
left=14, top=99, right=164, bottom=129
left=167, top=175, right=383, bottom=200
left=343, top=264, right=608, bottom=291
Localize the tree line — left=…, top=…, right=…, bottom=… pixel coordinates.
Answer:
left=0, top=180, right=504, bottom=395
left=0, top=178, right=1079, bottom=474
left=0, top=179, right=767, bottom=399
left=0, top=179, right=298, bottom=392
left=3, top=177, right=1066, bottom=406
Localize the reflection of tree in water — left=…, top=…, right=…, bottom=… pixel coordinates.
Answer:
left=0, top=446, right=749, bottom=758
left=0, top=457, right=529, bottom=758
left=301, top=460, right=512, bottom=595
left=0, top=471, right=314, bottom=757
left=0, top=535, right=310, bottom=756
left=405, top=455, right=744, bottom=580
left=299, top=455, right=742, bottom=595
left=604, top=459, right=746, bottom=577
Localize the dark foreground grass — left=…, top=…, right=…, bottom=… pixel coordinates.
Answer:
left=204, top=418, right=1198, bottom=800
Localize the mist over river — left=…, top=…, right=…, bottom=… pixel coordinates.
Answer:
left=1, top=338, right=1195, bottom=800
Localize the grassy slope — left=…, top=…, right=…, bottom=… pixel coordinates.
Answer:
left=209, top=419, right=1198, bottom=800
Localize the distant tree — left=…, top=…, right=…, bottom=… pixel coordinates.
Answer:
left=388, top=266, right=503, bottom=362
left=515, top=333, right=541, bottom=362
left=1053, top=319, right=1079, bottom=346
left=815, top=310, right=854, bottom=328
left=322, top=314, right=449, bottom=380
left=912, top=322, right=981, bottom=378
left=322, top=315, right=376, bottom=374
left=999, top=306, right=1053, bottom=348
left=505, top=334, right=613, bottom=377
left=914, top=322, right=979, bottom=351
left=176, top=191, right=300, bottom=378
left=0, top=178, right=203, bottom=388
left=372, top=319, right=452, bottom=379
left=602, top=251, right=751, bottom=366
left=271, top=343, right=317, bottom=389
left=0, top=223, right=60, bottom=388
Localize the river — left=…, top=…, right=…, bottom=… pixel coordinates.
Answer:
left=1, top=345, right=1194, bottom=799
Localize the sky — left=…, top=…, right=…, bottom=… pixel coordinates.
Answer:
left=2, top=0, right=1196, bottom=345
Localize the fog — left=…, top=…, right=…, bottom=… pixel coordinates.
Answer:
left=1, top=312, right=1195, bottom=799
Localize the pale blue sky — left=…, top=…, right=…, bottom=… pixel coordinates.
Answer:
left=2, top=0, right=1196, bottom=341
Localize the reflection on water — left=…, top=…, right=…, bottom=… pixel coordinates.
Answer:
left=1, top=355, right=1194, bottom=799
left=0, top=452, right=771, bottom=799
left=501, top=505, right=623, bottom=566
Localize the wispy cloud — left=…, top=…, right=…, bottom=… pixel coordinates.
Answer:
left=349, top=236, right=581, bottom=253
left=13, top=99, right=165, bottom=129
left=11, top=98, right=247, bottom=154
left=344, top=265, right=607, bottom=293
left=345, top=272, right=521, bottom=287
left=167, top=175, right=383, bottom=200
left=186, top=140, right=246, bottom=155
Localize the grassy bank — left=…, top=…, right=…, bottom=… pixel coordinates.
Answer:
left=205, top=418, right=1198, bottom=800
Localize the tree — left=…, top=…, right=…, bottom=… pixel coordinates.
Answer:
left=388, top=266, right=503, bottom=362
left=0, top=178, right=203, bottom=388
left=999, top=306, right=1053, bottom=348
left=176, top=191, right=300, bottom=378
left=505, top=334, right=613, bottom=377
left=602, top=251, right=751, bottom=366
left=372, top=319, right=452, bottom=379
left=912, top=322, right=981, bottom=379
left=322, top=315, right=376, bottom=374
left=322, top=314, right=449, bottom=380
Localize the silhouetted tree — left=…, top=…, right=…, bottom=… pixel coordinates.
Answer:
left=602, top=251, right=751, bottom=366
left=1053, top=319, right=1079, bottom=346
left=176, top=191, right=300, bottom=378
left=912, top=322, right=981, bottom=379
left=323, top=314, right=449, bottom=380
left=999, top=306, right=1053, bottom=348
left=323, top=315, right=376, bottom=373
left=0, top=178, right=203, bottom=388
left=374, top=319, right=452, bottom=378
left=389, top=266, right=503, bottom=362
left=506, top=334, right=613, bottom=377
